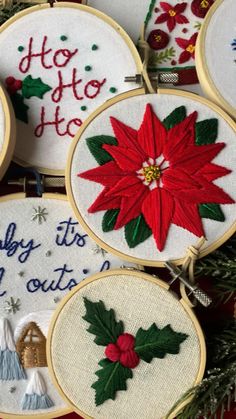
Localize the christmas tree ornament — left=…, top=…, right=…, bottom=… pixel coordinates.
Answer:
left=144, top=0, right=215, bottom=93
left=0, top=191, right=138, bottom=418
left=0, top=82, right=15, bottom=180
left=66, top=87, right=236, bottom=267
left=47, top=269, right=206, bottom=418
left=196, top=0, right=236, bottom=120
left=0, top=2, right=142, bottom=174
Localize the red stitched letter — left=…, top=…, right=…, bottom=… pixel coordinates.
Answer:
left=19, top=36, right=53, bottom=73
left=84, top=78, right=106, bottom=99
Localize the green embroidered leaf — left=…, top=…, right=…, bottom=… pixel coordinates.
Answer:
left=86, top=135, right=118, bottom=165
left=199, top=203, right=225, bottom=222
left=22, top=75, right=52, bottom=99
left=83, top=298, right=124, bottom=346
left=149, top=47, right=176, bottom=66
left=92, top=359, right=133, bottom=406
left=163, top=106, right=187, bottom=130
left=125, top=215, right=152, bottom=248
left=195, top=119, right=218, bottom=145
left=10, top=93, right=29, bottom=123
left=102, top=209, right=120, bottom=232
left=134, top=323, right=188, bottom=363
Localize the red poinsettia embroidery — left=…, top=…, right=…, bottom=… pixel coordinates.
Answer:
left=191, top=0, right=214, bottom=18
left=155, top=2, right=189, bottom=32
left=78, top=105, right=233, bottom=251
left=176, top=32, right=198, bottom=64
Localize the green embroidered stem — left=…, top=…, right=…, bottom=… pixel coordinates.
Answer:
left=144, top=0, right=156, bottom=28
left=149, top=47, right=176, bottom=66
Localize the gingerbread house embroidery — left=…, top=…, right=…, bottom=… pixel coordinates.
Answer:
left=16, top=322, right=47, bottom=369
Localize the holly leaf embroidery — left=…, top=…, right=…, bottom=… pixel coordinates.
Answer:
left=86, top=135, right=118, bottom=166
left=83, top=298, right=124, bottom=346
left=125, top=215, right=152, bottom=248
left=10, top=93, right=29, bottom=123
left=92, top=359, right=133, bottom=406
left=163, top=106, right=187, bottom=130
left=22, top=75, right=52, bottom=99
left=134, top=323, right=188, bottom=363
left=199, top=203, right=225, bottom=222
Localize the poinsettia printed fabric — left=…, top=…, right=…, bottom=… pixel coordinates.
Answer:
left=78, top=104, right=234, bottom=252
left=145, top=0, right=215, bottom=83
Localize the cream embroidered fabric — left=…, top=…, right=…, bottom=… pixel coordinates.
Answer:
left=51, top=274, right=202, bottom=419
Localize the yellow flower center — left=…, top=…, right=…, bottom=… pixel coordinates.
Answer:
left=201, top=0, right=209, bottom=8
left=186, top=44, right=195, bottom=54
left=142, top=165, right=161, bottom=183
left=154, top=35, right=162, bottom=42
left=169, top=10, right=176, bottom=17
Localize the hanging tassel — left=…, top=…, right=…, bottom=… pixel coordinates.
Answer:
left=22, top=371, right=54, bottom=410
left=0, top=318, right=26, bottom=380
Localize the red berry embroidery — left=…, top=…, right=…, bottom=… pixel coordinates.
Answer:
left=147, top=29, right=170, bottom=50
left=5, top=76, right=22, bottom=95
left=105, top=333, right=140, bottom=369
left=5, top=76, right=15, bottom=86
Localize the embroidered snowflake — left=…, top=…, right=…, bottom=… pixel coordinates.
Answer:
left=93, top=244, right=107, bottom=257
left=4, top=297, right=21, bottom=314
left=31, top=206, right=48, bottom=224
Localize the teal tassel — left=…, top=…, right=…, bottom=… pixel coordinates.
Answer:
left=0, top=349, right=26, bottom=380
left=22, top=394, right=54, bottom=410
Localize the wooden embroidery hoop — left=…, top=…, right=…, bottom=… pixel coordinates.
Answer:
left=195, top=0, right=236, bottom=120
left=0, top=1, right=142, bottom=176
left=0, top=192, right=73, bottom=419
left=47, top=268, right=206, bottom=419
left=0, top=83, right=15, bottom=181
left=66, top=87, right=236, bottom=267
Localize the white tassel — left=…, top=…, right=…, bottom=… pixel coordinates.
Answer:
left=22, top=371, right=54, bottom=410
left=0, top=319, right=26, bottom=380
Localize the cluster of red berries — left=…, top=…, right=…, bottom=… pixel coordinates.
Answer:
left=5, top=76, right=22, bottom=95
left=105, top=333, right=140, bottom=369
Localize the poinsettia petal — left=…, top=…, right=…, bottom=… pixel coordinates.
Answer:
left=103, top=145, right=143, bottom=171
left=190, top=32, right=198, bottom=45
left=115, top=185, right=148, bottom=229
left=160, top=2, right=172, bottom=12
left=142, top=188, right=174, bottom=251
left=174, top=2, right=187, bottom=13
left=172, top=143, right=226, bottom=174
left=175, top=15, right=189, bottom=24
left=110, top=116, right=143, bottom=156
left=137, top=104, right=167, bottom=159
left=155, top=13, right=169, bottom=24
left=163, top=111, right=197, bottom=161
left=172, top=199, right=204, bottom=237
left=78, top=161, right=125, bottom=187
left=167, top=17, right=176, bottom=32
left=162, top=168, right=201, bottom=191
left=198, top=163, right=231, bottom=182
left=89, top=188, right=121, bottom=212
left=106, top=176, right=144, bottom=197
left=174, top=178, right=234, bottom=205
left=178, top=50, right=191, bottom=64
left=175, top=37, right=190, bottom=49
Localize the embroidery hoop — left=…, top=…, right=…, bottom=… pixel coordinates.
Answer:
left=0, top=192, right=138, bottom=419
left=195, top=0, right=236, bottom=120
left=47, top=268, right=206, bottom=419
left=66, top=87, right=236, bottom=267
left=0, top=83, right=15, bottom=181
left=0, top=2, right=142, bottom=175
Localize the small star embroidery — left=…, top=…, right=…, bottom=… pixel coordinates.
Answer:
left=31, top=206, right=48, bottom=224
left=93, top=244, right=107, bottom=257
left=4, top=297, right=21, bottom=314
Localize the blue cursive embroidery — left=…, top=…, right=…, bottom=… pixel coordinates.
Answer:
left=56, top=218, right=88, bottom=247
left=0, top=223, right=41, bottom=263
left=0, top=267, right=6, bottom=297
left=26, top=261, right=111, bottom=293
left=231, top=39, right=236, bottom=51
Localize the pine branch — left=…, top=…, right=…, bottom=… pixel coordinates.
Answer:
left=149, top=47, right=176, bottom=66
left=168, top=322, right=236, bottom=418
left=0, top=3, right=33, bottom=26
